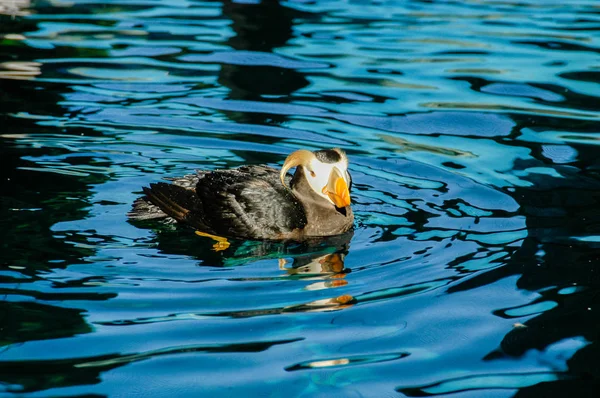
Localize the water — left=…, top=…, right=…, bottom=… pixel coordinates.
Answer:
left=1, top=0, right=599, bottom=396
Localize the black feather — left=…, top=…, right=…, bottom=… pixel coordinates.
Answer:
left=128, top=197, right=169, bottom=221
left=196, top=165, right=307, bottom=239
left=141, top=182, right=213, bottom=233
left=314, top=149, right=342, bottom=163
left=132, top=166, right=307, bottom=240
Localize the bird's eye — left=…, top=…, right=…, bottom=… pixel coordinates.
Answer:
left=310, top=170, right=316, bottom=178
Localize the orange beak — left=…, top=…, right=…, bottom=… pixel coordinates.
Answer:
left=325, top=168, right=351, bottom=208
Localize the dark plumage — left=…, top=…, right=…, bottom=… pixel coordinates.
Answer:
left=314, top=148, right=342, bottom=163
left=129, top=149, right=354, bottom=240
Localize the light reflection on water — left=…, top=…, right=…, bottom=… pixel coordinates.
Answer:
left=1, top=0, right=599, bottom=396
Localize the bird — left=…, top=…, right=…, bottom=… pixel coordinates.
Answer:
left=128, top=148, right=354, bottom=241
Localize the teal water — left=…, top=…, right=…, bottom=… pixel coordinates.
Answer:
left=1, top=0, right=599, bottom=396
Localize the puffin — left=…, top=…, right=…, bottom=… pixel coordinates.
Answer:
left=129, top=148, right=354, bottom=241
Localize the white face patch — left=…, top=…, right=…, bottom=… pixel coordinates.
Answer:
left=303, top=157, right=350, bottom=205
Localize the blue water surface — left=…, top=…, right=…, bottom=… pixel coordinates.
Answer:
left=1, top=0, right=599, bottom=396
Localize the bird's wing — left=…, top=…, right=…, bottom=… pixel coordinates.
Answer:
left=196, top=165, right=307, bottom=239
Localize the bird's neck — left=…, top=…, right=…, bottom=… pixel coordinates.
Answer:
left=290, top=168, right=354, bottom=237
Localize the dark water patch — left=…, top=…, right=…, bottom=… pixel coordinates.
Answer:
left=0, top=338, right=301, bottom=394
left=179, top=51, right=329, bottom=69
left=398, top=372, right=566, bottom=396
left=559, top=70, right=600, bottom=84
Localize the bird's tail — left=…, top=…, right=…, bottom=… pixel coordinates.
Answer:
left=129, top=182, right=211, bottom=232
left=128, top=196, right=169, bottom=221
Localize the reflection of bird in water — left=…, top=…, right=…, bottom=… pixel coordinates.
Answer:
left=129, top=148, right=354, bottom=242
left=281, top=252, right=346, bottom=275
left=282, top=252, right=351, bottom=292
left=231, top=251, right=355, bottom=316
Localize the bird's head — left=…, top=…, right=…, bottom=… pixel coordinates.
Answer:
left=280, top=148, right=352, bottom=208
